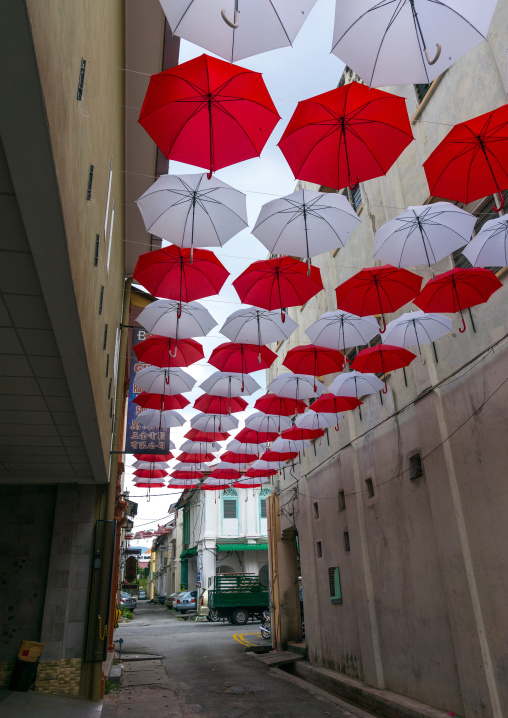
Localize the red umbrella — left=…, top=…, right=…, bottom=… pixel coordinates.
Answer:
left=414, top=268, right=502, bottom=333
left=139, top=53, right=279, bottom=177
left=350, top=344, right=416, bottom=393
left=134, top=453, right=173, bottom=462
left=261, top=449, right=298, bottom=462
left=193, top=394, right=248, bottom=415
left=133, top=469, right=167, bottom=479
left=209, top=343, right=277, bottom=391
left=133, top=481, right=166, bottom=489
left=232, top=481, right=263, bottom=489
left=233, top=256, right=323, bottom=322
left=310, top=394, right=362, bottom=413
left=133, top=246, right=229, bottom=319
left=335, top=265, right=422, bottom=331
left=245, top=468, right=277, bottom=478
left=235, top=427, right=279, bottom=444
left=424, top=105, right=508, bottom=212
left=133, top=392, right=190, bottom=411
left=220, top=451, right=258, bottom=464
left=254, top=394, right=307, bottom=416
left=176, top=452, right=215, bottom=463
left=133, top=336, right=203, bottom=368
left=278, top=81, right=413, bottom=191
left=185, top=428, right=230, bottom=442
left=281, top=427, right=324, bottom=441
left=282, top=345, right=345, bottom=389
left=170, top=470, right=204, bottom=481
left=210, top=468, right=241, bottom=482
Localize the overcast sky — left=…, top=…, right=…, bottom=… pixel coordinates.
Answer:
left=127, top=0, right=344, bottom=537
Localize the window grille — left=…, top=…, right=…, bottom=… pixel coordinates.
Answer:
left=344, top=531, right=350, bottom=552
left=87, top=164, right=94, bottom=200
left=99, top=286, right=104, bottom=315
left=94, top=234, right=100, bottom=266
left=328, top=567, right=342, bottom=604
left=223, top=499, right=237, bottom=519
left=77, top=59, right=86, bottom=100
left=260, top=499, right=267, bottom=519
left=415, top=83, right=431, bottom=104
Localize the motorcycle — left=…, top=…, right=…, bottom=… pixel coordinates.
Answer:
left=260, top=610, right=271, bottom=640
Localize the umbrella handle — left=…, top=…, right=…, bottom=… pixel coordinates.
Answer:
left=281, top=310, right=286, bottom=323
left=459, top=313, right=467, bottom=333
left=379, top=315, right=386, bottom=333
left=382, top=381, right=388, bottom=394
left=334, top=424, right=339, bottom=432
left=221, top=8, right=239, bottom=28
left=493, top=192, right=505, bottom=213
left=425, top=43, right=442, bottom=65
left=206, top=170, right=213, bottom=180
left=349, top=176, right=360, bottom=191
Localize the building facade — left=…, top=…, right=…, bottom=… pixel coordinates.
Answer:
left=266, top=4, right=508, bottom=718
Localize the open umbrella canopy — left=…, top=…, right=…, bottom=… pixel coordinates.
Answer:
left=245, top=412, right=292, bottom=434
left=414, top=268, right=503, bottom=332
left=133, top=245, right=229, bottom=306
left=200, top=477, right=234, bottom=491
left=134, top=453, right=174, bottom=462
left=137, top=299, right=217, bottom=339
left=245, top=468, right=277, bottom=478
left=295, top=411, right=339, bottom=431
left=199, top=371, right=260, bottom=397
left=331, top=0, right=498, bottom=88
left=278, top=82, right=413, bottom=191
left=271, top=437, right=309, bottom=453
left=383, top=311, right=453, bottom=353
left=136, top=409, right=186, bottom=430
left=282, top=345, right=345, bottom=379
left=261, top=449, right=298, bottom=462
left=462, top=215, right=508, bottom=268
left=328, top=370, right=384, bottom=399
left=251, top=459, right=287, bottom=471
left=281, top=426, right=324, bottom=441
left=235, top=427, right=279, bottom=444
left=185, top=428, right=230, bottom=442
left=160, top=0, right=318, bottom=63
left=135, top=366, right=196, bottom=395
left=133, top=392, right=190, bottom=411
left=373, top=203, right=476, bottom=268
left=220, top=451, right=258, bottom=464
left=133, top=336, right=204, bottom=368
left=252, top=188, right=361, bottom=267
left=173, top=462, right=211, bottom=473
left=335, top=265, right=422, bottom=331
left=220, top=307, right=298, bottom=346
left=233, top=256, right=323, bottom=320
left=167, top=475, right=202, bottom=485
left=209, top=343, right=277, bottom=375
left=424, top=105, right=508, bottom=211
left=216, top=460, right=251, bottom=471
left=134, top=480, right=166, bottom=489
left=132, top=461, right=169, bottom=471
left=310, top=393, right=362, bottom=414
left=254, top=394, right=307, bottom=417
left=134, top=469, right=168, bottom=479
left=232, top=479, right=266, bottom=488
left=180, top=440, right=219, bottom=454
left=305, top=310, right=379, bottom=352
left=267, top=373, right=325, bottom=399
left=226, top=439, right=266, bottom=456
left=351, top=344, right=416, bottom=392
left=139, top=53, right=280, bottom=175
left=209, top=468, right=241, bottom=482
left=136, top=172, right=247, bottom=249
left=191, top=413, right=239, bottom=433
left=193, top=394, right=248, bottom=415
left=176, top=451, right=215, bottom=464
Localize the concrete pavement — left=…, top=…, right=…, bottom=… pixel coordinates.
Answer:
left=103, top=601, right=378, bottom=718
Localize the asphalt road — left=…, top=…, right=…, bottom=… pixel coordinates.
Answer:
left=104, top=601, right=377, bottom=718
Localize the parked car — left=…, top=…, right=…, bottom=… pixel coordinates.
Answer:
left=197, top=588, right=220, bottom=622
left=165, top=592, right=180, bottom=609
left=174, top=591, right=197, bottom=613
left=138, top=589, right=147, bottom=600
left=119, top=591, right=136, bottom=611
left=157, top=594, right=166, bottom=605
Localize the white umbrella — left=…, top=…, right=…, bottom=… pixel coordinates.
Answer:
left=226, top=439, right=266, bottom=456
left=161, top=0, right=318, bottom=63
left=245, top=412, right=292, bottom=434
left=132, top=461, right=170, bottom=471
left=295, top=411, right=339, bottom=430
left=383, top=311, right=453, bottom=355
left=305, top=310, right=379, bottom=352
left=172, top=462, right=211, bottom=472
left=235, top=476, right=271, bottom=486
left=136, top=173, right=247, bottom=254
left=462, top=215, right=508, bottom=268
left=374, top=203, right=476, bottom=268
left=180, top=440, right=220, bottom=454
left=271, top=437, right=309, bottom=453
left=137, top=299, right=217, bottom=342
left=191, top=413, right=239, bottom=432
left=332, top=0, right=498, bottom=87
left=251, top=459, right=287, bottom=471
left=135, top=366, right=196, bottom=395
left=215, top=461, right=250, bottom=471
left=199, top=371, right=260, bottom=397
left=167, top=477, right=201, bottom=488
left=328, top=370, right=384, bottom=399
left=136, top=409, right=186, bottom=430
left=253, top=188, right=361, bottom=271
left=220, top=307, right=298, bottom=346
left=267, top=373, right=325, bottom=400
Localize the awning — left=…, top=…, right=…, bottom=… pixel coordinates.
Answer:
left=180, top=546, right=198, bottom=559
left=217, top=543, right=268, bottom=552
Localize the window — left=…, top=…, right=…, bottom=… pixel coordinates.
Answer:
left=86, top=164, right=94, bottom=200
left=414, top=83, right=431, bottom=105
left=348, top=184, right=362, bottom=212
left=316, top=541, right=322, bottom=558
left=344, top=531, right=350, bottom=552
left=94, top=234, right=100, bottom=266
left=328, top=567, right=342, bottom=604
left=313, top=502, right=319, bottom=519
left=77, top=58, right=86, bottom=101
left=99, top=285, right=104, bottom=315
left=409, top=453, right=423, bottom=481
left=260, top=498, right=267, bottom=519
left=103, top=324, right=108, bottom=350
left=365, top=478, right=374, bottom=498
left=338, top=490, right=345, bottom=512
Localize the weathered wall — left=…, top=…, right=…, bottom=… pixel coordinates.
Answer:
left=269, top=2, right=508, bottom=716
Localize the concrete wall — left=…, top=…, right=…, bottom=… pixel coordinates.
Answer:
left=268, top=3, right=508, bottom=716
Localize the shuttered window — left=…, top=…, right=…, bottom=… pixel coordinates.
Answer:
left=223, top=499, right=237, bottom=519
left=328, top=566, right=342, bottom=604
left=260, top=499, right=267, bottom=519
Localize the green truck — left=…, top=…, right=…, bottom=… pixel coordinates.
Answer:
left=208, top=574, right=269, bottom=625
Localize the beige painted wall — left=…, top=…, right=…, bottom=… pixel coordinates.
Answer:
left=27, top=0, right=126, bottom=469
left=269, top=3, right=508, bottom=716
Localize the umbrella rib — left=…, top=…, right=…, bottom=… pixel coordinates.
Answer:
left=331, top=0, right=395, bottom=50
left=267, top=0, right=293, bottom=45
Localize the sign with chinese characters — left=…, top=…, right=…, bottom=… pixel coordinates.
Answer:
left=124, top=327, right=174, bottom=454
left=125, top=555, right=137, bottom=584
